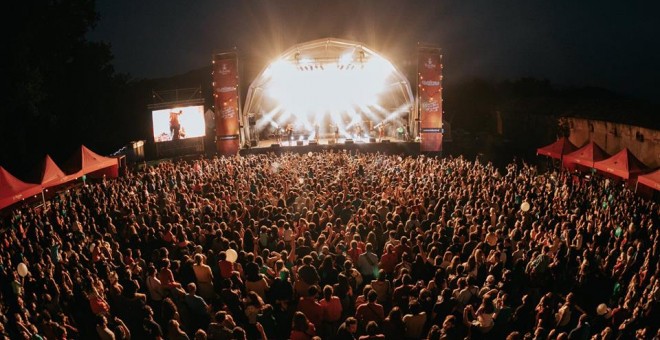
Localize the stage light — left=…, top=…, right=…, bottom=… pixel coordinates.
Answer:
left=299, top=57, right=314, bottom=66
left=249, top=42, right=413, bottom=141
left=264, top=56, right=392, bottom=119
left=339, top=52, right=353, bottom=65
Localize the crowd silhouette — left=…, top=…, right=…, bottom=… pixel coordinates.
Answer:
left=0, top=151, right=658, bottom=340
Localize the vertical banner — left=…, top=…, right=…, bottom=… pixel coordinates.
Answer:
left=418, top=47, right=443, bottom=152
left=212, top=52, right=241, bottom=155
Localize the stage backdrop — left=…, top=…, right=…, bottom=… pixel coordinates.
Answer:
left=418, top=47, right=443, bottom=152
left=212, top=52, right=241, bottom=155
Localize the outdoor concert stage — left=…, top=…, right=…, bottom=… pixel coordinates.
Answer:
left=239, top=138, right=423, bottom=156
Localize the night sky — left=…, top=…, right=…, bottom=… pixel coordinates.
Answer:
left=88, top=0, right=659, bottom=100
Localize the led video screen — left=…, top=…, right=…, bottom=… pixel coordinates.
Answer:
left=152, top=105, right=206, bottom=142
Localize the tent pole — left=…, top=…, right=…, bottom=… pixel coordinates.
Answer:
left=41, top=190, right=46, bottom=208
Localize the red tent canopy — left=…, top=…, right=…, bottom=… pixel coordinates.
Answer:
left=562, top=141, right=609, bottom=168
left=536, top=137, right=577, bottom=160
left=638, top=169, right=660, bottom=191
left=594, top=148, right=647, bottom=180
left=40, top=155, right=69, bottom=188
left=0, top=167, right=43, bottom=210
left=64, top=146, right=119, bottom=179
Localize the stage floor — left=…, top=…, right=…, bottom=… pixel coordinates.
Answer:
left=239, top=137, right=425, bottom=156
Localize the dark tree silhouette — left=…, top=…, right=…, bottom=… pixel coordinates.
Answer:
left=1, top=0, right=126, bottom=174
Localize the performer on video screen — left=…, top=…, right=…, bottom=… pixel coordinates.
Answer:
left=170, top=110, right=183, bottom=140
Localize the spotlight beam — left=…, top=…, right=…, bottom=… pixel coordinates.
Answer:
left=244, top=39, right=415, bottom=140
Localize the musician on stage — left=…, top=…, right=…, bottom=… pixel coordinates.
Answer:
left=397, top=125, right=405, bottom=140
left=378, top=123, right=385, bottom=141
left=355, top=125, right=363, bottom=138
left=286, top=124, right=294, bottom=145
left=276, top=125, right=283, bottom=143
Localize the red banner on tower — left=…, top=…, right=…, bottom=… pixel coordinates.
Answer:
left=418, top=47, right=443, bottom=152
left=212, top=52, right=241, bottom=155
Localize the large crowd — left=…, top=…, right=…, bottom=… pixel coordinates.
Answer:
left=0, top=151, right=658, bottom=340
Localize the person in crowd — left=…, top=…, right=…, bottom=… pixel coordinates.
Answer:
left=185, top=283, right=211, bottom=334
left=436, top=315, right=459, bottom=340
left=567, top=314, right=590, bottom=340
left=359, top=321, right=385, bottom=340
left=193, top=254, right=215, bottom=301
left=297, top=286, right=324, bottom=329
left=336, top=316, right=359, bottom=340
left=355, top=290, right=385, bottom=330
left=357, top=243, right=379, bottom=283
left=381, top=307, right=406, bottom=340
left=142, top=305, right=163, bottom=339
left=290, top=311, right=316, bottom=340
left=245, top=261, right=270, bottom=300
left=370, top=270, right=392, bottom=308
left=168, top=319, right=190, bottom=340
left=96, top=315, right=115, bottom=340
left=319, top=285, right=343, bottom=338
left=206, top=311, right=235, bottom=340
left=403, top=300, right=427, bottom=339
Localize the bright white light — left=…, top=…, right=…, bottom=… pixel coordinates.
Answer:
left=339, top=52, right=353, bottom=65
left=263, top=54, right=395, bottom=125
